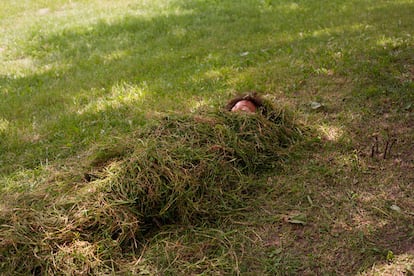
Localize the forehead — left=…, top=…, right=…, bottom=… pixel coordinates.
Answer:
left=232, top=100, right=257, bottom=112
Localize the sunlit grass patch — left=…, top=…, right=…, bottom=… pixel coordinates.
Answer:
left=359, top=253, right=414, bottom=275
left=76, top=82, right=147, bottom=115
left=141, top=227, right=256, bottom=275
left=0, top=118, right=9, bottom=133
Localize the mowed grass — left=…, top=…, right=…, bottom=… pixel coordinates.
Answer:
left=1, top=0, right=413, bottom=274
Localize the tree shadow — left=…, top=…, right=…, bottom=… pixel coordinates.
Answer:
left=1, top=1, right=330, bottom=173
left=0, top=2, right=295, bottom=172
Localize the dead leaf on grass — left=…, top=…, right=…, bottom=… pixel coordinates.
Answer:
left=390, top=204, right=402, bottom=213
left=310, top=101, right=323, bottom=110
left=287, top=213, right=307, bottom=226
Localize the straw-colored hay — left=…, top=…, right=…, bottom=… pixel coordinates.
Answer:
left=0, top=103, right=302, bottom=274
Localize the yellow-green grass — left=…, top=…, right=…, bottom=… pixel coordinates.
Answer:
left=1, top=0, right=413, bottom=274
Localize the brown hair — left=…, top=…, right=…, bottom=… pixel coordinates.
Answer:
left=225, top=92, right=264, bottom=112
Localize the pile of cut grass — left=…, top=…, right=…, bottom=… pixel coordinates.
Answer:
left=0, top=102, right=302, bottom=274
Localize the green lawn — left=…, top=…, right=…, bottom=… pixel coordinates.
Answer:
left=1, top=0, right=413, bottom=274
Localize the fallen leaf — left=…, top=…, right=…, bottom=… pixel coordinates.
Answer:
left=289, top=219, right=306, bottom=225
left=390, top=204, right=401, bottom=213
left=310, top=101, right=323, bottom=110
left=404, top=103, right=412, bottom=111
left=288, top=213, right=307, bottom=225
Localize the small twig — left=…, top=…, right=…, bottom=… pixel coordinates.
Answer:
left=371, top=134, right=379, bottom=158
left=388, top=138, right=396, bottom=157
left=383, top=137, right=397, bottom=159
left=383, top=139, right=390, bottom=159
left=371, top=144, right=375, bottom=158
left=152, top=217, right=162, bottom=228
left=372, top=206, right=390, bottom=217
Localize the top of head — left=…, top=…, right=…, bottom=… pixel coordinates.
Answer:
left=231, top=100, right=257, bottom=113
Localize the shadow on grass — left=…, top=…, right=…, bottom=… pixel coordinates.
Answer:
left=1, top=1, right=305, bottom=173
left=1, top=0, right=412, bottom=172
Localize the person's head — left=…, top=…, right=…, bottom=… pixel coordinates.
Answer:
left=226, top=92, right=263, bottom=113
left=231, top=100, right=257, bottom=112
